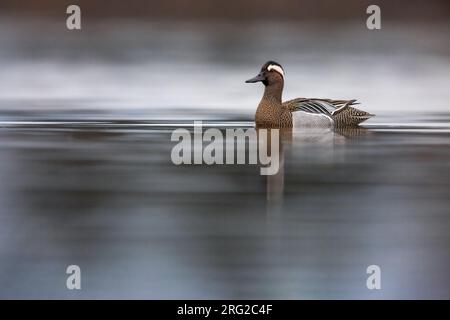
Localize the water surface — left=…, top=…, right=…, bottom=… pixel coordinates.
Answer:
left=0, top=114, right=449, bottom=299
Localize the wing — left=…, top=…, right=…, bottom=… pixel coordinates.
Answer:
left=283, top=98, right=359, bottom=116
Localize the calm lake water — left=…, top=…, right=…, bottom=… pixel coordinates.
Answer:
left=0, top=20, right=449, bottom=299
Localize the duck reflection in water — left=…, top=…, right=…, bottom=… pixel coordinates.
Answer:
left=256, top=126, right=373, bottom=204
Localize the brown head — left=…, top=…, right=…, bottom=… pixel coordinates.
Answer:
left=245, top=61, right=285, bottom=87
left=246, top=61, right=285, bottom=103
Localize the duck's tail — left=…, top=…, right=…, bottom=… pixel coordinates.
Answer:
left=333, top=107, right=375, bottom=127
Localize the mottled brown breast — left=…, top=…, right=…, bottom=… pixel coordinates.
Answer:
left=279, top=108, right=293, bottom=128
left=255, top=99, right=288, bottom=128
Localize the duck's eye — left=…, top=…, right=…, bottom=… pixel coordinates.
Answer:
left=267, top=65, right=284, bottom=77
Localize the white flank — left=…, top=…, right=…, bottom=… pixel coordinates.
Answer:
left=293, top=111, right=334, bottom=128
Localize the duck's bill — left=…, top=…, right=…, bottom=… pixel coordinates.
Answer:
left=245, top=74, right=265, bottom=83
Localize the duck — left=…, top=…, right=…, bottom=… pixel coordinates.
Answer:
left=245, top=61, right=374, bottom=128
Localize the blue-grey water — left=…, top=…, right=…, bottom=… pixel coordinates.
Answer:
left=0, top=19, right=449, bottom=299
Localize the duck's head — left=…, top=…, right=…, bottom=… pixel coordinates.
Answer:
left=245, top=61, right=285, bottom=86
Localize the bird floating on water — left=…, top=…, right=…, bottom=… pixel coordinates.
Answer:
left=246, top=61, right=374, bottom=128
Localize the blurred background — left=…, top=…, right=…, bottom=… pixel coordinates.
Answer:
left=0, top=0, right=449, bottom=119
left=0, top=1, right=449, bottom=299
left=2, top=0, right=449, bottom=20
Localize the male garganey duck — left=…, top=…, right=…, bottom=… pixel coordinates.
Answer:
left=246, top=61, right=374, bottom=128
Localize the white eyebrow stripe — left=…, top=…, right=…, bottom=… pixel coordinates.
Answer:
left=267, top=65, right=284, bottom=77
